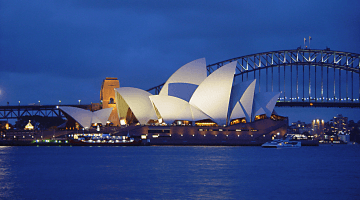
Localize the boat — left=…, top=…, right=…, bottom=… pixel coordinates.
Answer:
left=262, top=138, right=301, bottom=148
left=27, top=133, right=143, bottom=146
left=68, top=134, right=142, bottom=146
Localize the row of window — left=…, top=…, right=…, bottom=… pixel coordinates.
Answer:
left=199, top=129, right=258, bottom=132
left=148, top=129, right=259, bottom=133
left=151, top=133, right=262, bottom=138
left=148, top=129, right=170, bottom=133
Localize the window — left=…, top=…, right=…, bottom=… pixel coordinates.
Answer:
left=109, top=98, right=114, bottom=104
left=148, top=129, right=170, bottom=133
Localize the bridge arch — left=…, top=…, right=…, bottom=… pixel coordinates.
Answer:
left=148, top=48, right=360, bottom=107
left=209, top=49, right=360, bottom=104
left=207, top=49, right=359, bottom=74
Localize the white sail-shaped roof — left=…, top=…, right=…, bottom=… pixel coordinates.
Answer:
left=253, top=92, right=281, bottom=117
left=59, top=106, right=93, bottom=129
left=229, top=101, right=246, bottom=121
left=115, top=87, right=157, bottom=124
left=59, top=106, right=113, bottom=129
left=239, top=80, right=256, bottom=122
left=228, top=82, right=243, bottom=116
left=93, top=108, right=113, bottom=125
left=190, top=104, right=210, bottom=121
left=228, top=80, right=256, bottom=121
left=252, top=100, right=266, bottom=121
left=150, top=95, right=187, bottom=124
left=189, top=61, right=237, bottom=126
left=265, top=92, right=280, bottom=115
left=159, top=58, right=207, bottom=96
left=149, top=95, right=209, bottom=124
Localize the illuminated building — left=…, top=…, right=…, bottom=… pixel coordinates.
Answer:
left=113, top=58, right=288, bottom=145
left=100, top=77, right=120, bottom=126
left=324, top=114, right=350, bottom=143
left=312, top=119, right=325, bottom=136
left=24, top=120, right=34, bottom=130
left=290, top=121, right=307, bottom=133
left=330, top=114, right=349, bottom=135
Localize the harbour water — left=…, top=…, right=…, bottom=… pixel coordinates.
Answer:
left=1, top=145, right=359, bottom=200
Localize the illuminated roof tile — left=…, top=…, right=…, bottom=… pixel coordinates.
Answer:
left=59, top=106, right=113, bottom=129
left=189, top=61, right=236, bottom=126
left=253, top=92, right=280, bottom=118
left=149, top=95, right=209, bottom=124
left=115, top=87, right=157, bottom=124
left=229, top=79, right=256, bottom=123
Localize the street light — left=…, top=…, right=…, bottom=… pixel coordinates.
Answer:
left=78, top=100, right=81, bottom=105
left=59, top=100, right=61, bottom=105
left=18, top=101, right=20, bottom=106
left=38, top=100, right=40, bottom=105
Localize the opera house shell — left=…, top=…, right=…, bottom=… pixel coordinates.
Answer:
left=114, top=58, right=288, bottom=145
left=59, top=106, right=113, bottom=129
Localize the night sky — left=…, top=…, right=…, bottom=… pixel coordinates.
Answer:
left=1, top=0, right=360, bottom=123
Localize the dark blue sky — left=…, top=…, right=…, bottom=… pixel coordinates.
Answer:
left=1, top=0, right=359, bottom=123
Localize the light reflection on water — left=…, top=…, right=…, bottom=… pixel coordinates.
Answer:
left=0, top=145, right=359, bottom=199
left=0, top=146, right=16, bottom=199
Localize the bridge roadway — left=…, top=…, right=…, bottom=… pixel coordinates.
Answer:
left=275, top=102, right=360, bottom=108
left=0, top=104, right=90, bottom=120
left=0, top=101, right=359, bottom=120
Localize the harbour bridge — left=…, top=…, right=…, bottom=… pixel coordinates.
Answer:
left=0, top=105, right=89, bottom=120
left=0, top=48, right=359, bottom=121
left=147, top=48, right=360, bottom=108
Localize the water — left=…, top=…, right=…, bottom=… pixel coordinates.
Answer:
left=1, top=145, right=359, bottom=200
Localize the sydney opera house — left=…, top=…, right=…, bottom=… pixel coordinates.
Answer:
left=59, top=58, right=287, bottom=145
left=112, top=58, right=288, bottom=145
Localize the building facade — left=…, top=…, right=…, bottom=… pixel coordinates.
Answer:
left=100, top=77, right=120, bottom=126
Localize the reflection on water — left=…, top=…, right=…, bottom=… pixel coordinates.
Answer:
left=0, top=145, right=359, bottom=199
left=0, top=146, right=15, bottom=199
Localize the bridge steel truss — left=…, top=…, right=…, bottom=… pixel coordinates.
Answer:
left=148, top=49, right=360, bottom=107
left=0, top=105, right=89, bottom=120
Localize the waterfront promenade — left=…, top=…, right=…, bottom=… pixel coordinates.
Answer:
left=1, top=127, right=122, bottom=141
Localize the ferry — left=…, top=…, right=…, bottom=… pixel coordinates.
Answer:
left=26, top=133, right=142, bottom=146
left=262, top=138, right=301, bottom=148
left=68, top=133, right=141, bottom=146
